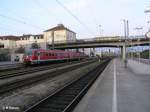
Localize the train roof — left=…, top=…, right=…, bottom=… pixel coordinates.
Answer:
left=26, top=49, right=77, bottom=53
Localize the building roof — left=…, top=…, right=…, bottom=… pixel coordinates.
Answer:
left=19, top=34, right=43, bottom=39
left=0, top=34, right=44, bottom=40
left=44, top=24, right=76, bottom=34
left=0, top=35, right=20, bottom=40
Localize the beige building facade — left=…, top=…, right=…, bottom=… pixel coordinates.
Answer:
left=0, top=24, right=76, bottom=50
left=0, top=36, right=19, bottom=49
left=16, top=34, right=44, bottom=49
left=44, top=24, right=76, bottom=44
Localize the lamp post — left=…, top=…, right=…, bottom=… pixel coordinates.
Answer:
left=99, top=25, right=102, bottom=36
left=147, top=21, right=150, bottom=31
left=51, top=31, right=54, bottom=50
left=122, top=19, right=129, bottom=67
left=134, top=27, right=143, bottom=62
left=147, top=21, right=150, bottom=60
left=144, top=7, right=150, bottom=59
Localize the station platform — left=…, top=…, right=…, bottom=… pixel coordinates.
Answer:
left=0, top=61, right=21, bottom=66
left=73, top=58, right=150, bottom=112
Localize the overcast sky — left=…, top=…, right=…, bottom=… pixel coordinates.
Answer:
left=0, top=0, right=150, bottom=39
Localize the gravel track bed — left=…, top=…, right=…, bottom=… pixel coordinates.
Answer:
left=0, top=60, right=93, bottom=86
left=0, top=61, right=100, bottom=112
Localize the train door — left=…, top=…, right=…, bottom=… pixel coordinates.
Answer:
left=37, top=51, right=40, bottom=64
left=40, top=52, right=45, bottom=60
left=45, top=52, right=49, bottom=60
left=34, top=51, right=38, bottom=60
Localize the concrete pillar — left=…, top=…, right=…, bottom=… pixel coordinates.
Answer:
left=121, top=47, right=123, bottom=59
left=51, top=31, right=54, bottom=50
left=90, top=48, right=92, bottom=57
left=121, top=45, right=126, bottom=61
left=93, top=48, right=95, bottom=56
left=76, top=48, right=79, bottom=52
left=82, top=48, right=85, bottom=53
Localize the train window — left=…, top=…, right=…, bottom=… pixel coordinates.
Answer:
left=40, top=52, right=43, bottom=56
left=34, top=51, right=38, bottom=56
left=43, top=52, right=46, bottom=56
left=51, top=53, right=54, bottom=56
left=37, top=52, right=40, bottom=56
left=54, top=53, right=57, bottom=56
left=46, top=52, right=49, bottom=56
left=49, top=53, right=51, bottom=56
left=26, top=50, right=32, bottom=56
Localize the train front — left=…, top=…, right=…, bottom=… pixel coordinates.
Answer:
left=23, top=50, right=37, bottom=65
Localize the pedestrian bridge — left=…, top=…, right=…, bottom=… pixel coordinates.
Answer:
left=48, top=37, right=149, bottom=49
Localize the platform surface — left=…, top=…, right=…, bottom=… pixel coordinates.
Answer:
left=73, top=58, right=150, bottom=112
left=0, top=61, right=21, bottom=65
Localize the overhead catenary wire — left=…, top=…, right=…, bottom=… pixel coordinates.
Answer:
left=88, top=3, right=103, bottom=36
left=0, top=26, right=25, bottom=35
left=32, top=0, right=61, bottom=26
left=55, top=0, right=96, bottom=37
left=0, top=7, right=29, bottom=22
left=0, top=13, right=44, bottom=31
left=0, top=6, right=46, bottom=32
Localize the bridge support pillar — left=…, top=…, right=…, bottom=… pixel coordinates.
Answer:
left=82, top=48, right=85, bottom=53
left=121, top=45, right=126, bottom=61
left=76, top=48, right=79, bottom=52
left=93, top=48, right=95, bottom=56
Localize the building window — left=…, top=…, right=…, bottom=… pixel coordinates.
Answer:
left=41, top=36, right=43, bottom=39
left=34, top=37, right=36, bottom=39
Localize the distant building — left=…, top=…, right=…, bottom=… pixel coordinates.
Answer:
left=16, top=34, right=44, bottom=49
left=0, top=36, right=19, bottom=48
left=44, top=24, right=76, bottom=44
left=0, top=24, right=76, bottom=50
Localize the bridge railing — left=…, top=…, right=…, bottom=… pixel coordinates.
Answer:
left=132, top=58, right=150, bottom=65
left=48, top=37, right=149, bottom=45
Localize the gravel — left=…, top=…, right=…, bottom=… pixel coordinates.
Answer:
left=0, top=61, right=100, bottom=112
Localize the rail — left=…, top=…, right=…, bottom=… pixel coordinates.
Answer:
left=0, top=60, right=89, bottom=79
left=24, top=59, right=110, bottom=112
left=0, top=60, right=95, bottom=94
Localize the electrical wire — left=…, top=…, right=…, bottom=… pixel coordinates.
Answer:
left=55, top=0, right=96, bottom=37
left=32, top=0, right=61, bottom=25
left=0, top=13, right=44, bottom=30
left=0, top=26, right=24, bottom=34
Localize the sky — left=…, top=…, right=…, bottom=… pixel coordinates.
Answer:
left=0, top=0, right=150, bottom=39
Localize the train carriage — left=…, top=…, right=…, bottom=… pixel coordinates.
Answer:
left=23, top=49, right=85, bottom=65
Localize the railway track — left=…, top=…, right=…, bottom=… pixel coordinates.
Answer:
left=0, top=60, right=96, bottom=94
left=0, top=63, right=23, bottom=72
left=24, top=59, right=110, bottom=112
left=0, top=60, right=90, bottom=79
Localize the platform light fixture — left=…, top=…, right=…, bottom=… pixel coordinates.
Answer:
left=144, top=6, right=150, bottom=59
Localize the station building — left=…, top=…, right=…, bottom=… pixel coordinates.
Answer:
left=16, top=34, right=44, bottom=50
left=0, top=36, right=19, bottom=49
left=44, top=24, right=76, bottom=44
left=15, top=24, right=76, bottom=50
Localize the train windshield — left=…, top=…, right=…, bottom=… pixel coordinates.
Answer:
left=25, top=50, right=33, bottom=56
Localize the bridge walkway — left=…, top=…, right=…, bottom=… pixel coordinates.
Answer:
left=73, top=58, right=150, bottom=112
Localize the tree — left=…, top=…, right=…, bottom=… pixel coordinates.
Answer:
left=15, top=46, right=25, bottom=53
left=31, top=43, right=40, bottom=49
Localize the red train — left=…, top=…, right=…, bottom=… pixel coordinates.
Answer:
left=23, top=49, right=86, bottom=65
